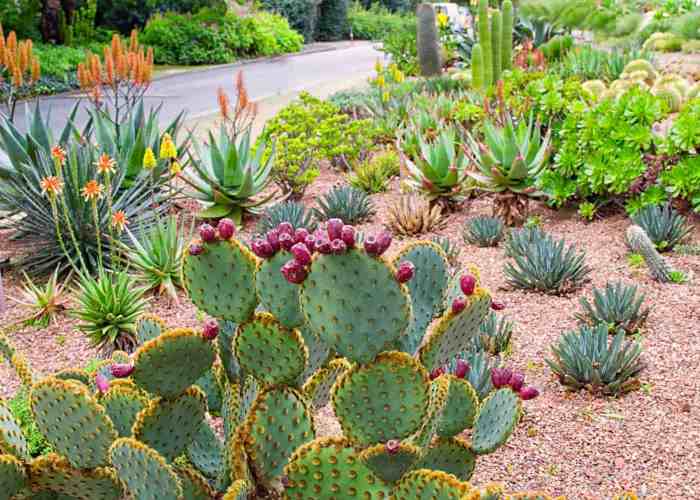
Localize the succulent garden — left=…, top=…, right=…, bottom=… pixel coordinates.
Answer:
left=1, top=0, right=700, bottom=499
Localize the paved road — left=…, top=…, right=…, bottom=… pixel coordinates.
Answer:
left=9, top=41, right=384, bottom=132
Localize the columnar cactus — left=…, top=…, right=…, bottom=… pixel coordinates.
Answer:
left=626, top=225, right=675, bottom=282
left=478, top=0, right=493, bottom=88
left=417, top=3, right=442, bottom=77
left=501, top=0, right=513, bottom=72
left=474, top=0, right=513, bottom=91
left=472, top=43, right=484, bottom=90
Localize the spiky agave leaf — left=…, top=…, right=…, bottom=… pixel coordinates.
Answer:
left=504, top=226, right=549, bottom=257
left=576, top=281, right=649, bottom=335
left=313, top=185, right=375, bottom=224
left=10, top=269, right=70, bottom=327
left=630, top=204, right=691, bottom=252
left=469, top=311, right=514, bottom=356
left=386, top=194, right=445, bottom=236
left=255, top=201, right=317, bottom=234
left=463, top=216, right=505, bottom=247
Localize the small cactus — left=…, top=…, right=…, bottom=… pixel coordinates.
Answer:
left=626, top=225, right=676, bottom=282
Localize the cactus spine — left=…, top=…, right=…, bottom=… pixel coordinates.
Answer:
left=491, top=11, right=502, bottom=85
left=417, top=3, right=441, bottom=77
left=626, top=225, right=675, bottom=282
left=501, top=0, right=513, bottom=71
left=472, top=43, right=484, bottom=91
left=478, top=0, right=493, bottom=88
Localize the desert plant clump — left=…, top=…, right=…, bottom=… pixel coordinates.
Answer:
left=504, top=226, right=550, bottom=258
left=255, top=200, right=317, bottom=234
left=430, top=235, right=460, bottom=266
left=386, top=194, right=445, bottom=236
left=547, top=324, right=644, bottom=396
left=313, top=185, right=375, bottom=224
left=630, top=204, right=691, bottom=252
left=348, top=149, right=400, bottom=193
left=576, top=282, right=650, bottom=335
left=10, top=270, right=69, bottom=328
left=463, top=216, right=506, bottom=247
left=469, top=311, right=514, bottom=356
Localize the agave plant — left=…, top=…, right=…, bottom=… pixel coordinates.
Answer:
left=10, top=270, right=70, bottom=327
left=255, top=200, right=317, bottom=234
left=121, top=216, right=191, bottom=302
left=386, top=194, right=445, bottom=236
left=546, top=324, right=644, bottom=396
left=73, top=270, right=148, bottom=356
left=469, top=311, right=514, bottom=356
left=464, top=114, right=551, bottom=225
left=430, top=235, right=460, bottom=266
left=504, top=226, right=550, bottom=258
left=463, top=216, right=506, bottom=247
left=504, top=235, right=591, bottom=294
left=185, top=127, right=277, bottom=224
left=576, top=282, right=650, bottom=335
left=313, top=185, right=375, bottom=224
left=448, top=350, right=496, bottom=400
left=630, top=204, right=691, bottom=252
left=400, top=128, right=470, bottom=204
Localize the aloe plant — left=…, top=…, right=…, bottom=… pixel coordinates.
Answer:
left=185, top=127, right=277, bottom=224
left=400, top=128, right=470, bottom=203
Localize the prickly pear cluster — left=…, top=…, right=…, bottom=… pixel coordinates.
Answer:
left=492, top=367, right=540, bottom=400
left=189, top=218, right=236, bottom=256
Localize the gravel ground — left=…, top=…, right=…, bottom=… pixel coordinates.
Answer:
left=1, top=166, right=699, bottom=499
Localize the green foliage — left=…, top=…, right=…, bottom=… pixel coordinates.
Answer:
left=546, top=324, right=644, bottom=395
left=259, top=0, right=318, bottom=41
left=348, top=149, right=399, bottom=193
left=463, top=216, right=505, bottom=247
left=430, top=235, right=459, bottom=266
left=504, top=234, right=591, bottom=294
left=316, top=0, right=350, bottom=41
left=630, top=204, right=691, bottom=251
left=660, top=157, right=700, bottom=213
left=72, top=0, right=98, bottom=45
left=504, top=226, right=548, bottom=257
left=348, top=2, right=415, bottom=40
left=576, top=282, right=649, bottom=335
left=313, top=185, right=375, bottom=223
left=0, top=0, right=41, bottom=39
left=553, top=45, right=653, bottom=82
left=8, top=390, right=52, bottom=457
left=672, top=9, right=700, bottom=40
left=96, top=0, right=225, bottom=33
left=74, top=270, right=148, bottom=355
left=469, top=311, right=513, bottom=356
left=379, top=18, right=419, bottom=75
left=255, top=200, right=317, bottom=234
left=667, top=98, right=700, bottom=154
left=577, top=201, right=596, bottom=221
left=10, top=269, right=69, bottom=328
left=668, top=270, right=688, bottom=283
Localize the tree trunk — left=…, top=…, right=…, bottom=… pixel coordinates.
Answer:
left=41, top=0, right=63, bottom=43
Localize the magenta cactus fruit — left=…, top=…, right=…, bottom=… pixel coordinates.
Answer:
left=519, top=386, right=539, bottom=400
left=460, top=274, right=477, bottom=296
left=491, top=300, right=506, bottom=311
left=385, top=440, right=400, bottom=455
left=95, top=373, right=110, bottom=394
left=451, top=297, right=467, bottom=315
left=294, top=228, right=310, bottom=244
left=327, top=218, right=344, bottom=241
left=341, top=225, right=355, bottom=247
left=491, top=367, right=512, bottom=389
left=281, top=259, right=308, bottom=284
left=202, top=319, right=220, bottom=340
left=330, top=239, right=347, bottom=255
left=376, top=231, right=392, bottom=255
left=189, top=243, right=204, bottom=256
left=509, top=372, right=525, bottom=392
left=217, top=218, right=235, bottom=239
left=430, top=367, right=445, bottom=380
left=291, top=243, right=312, bottom=266
left=266, top=229, right=281, bottom=252
left=251, top=238, right=275, bottom=259
left=316, top=237, right=332, bottom=255
left=278, top=222, right=294, bottom=236
left=395, top=261, right=415, bottom=283
left=111, top=363, right=135, bottom=378
left=364, top=235, right=379, bottom=255
left=279, top=232, right=295, bottom=251
left=304, top=235, right=316, bottom=253
left=198, top=223, right=217, bottom=243
left=454, top=359, right=470, bottom=379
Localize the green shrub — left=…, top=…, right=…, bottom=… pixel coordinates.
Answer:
left=316, top=0, right=350, bottom=41
left=380, top=17, right=418, bottom=75
left=97, top=0, right=225, bottom=33
left=672, top=9, right=700, bottom=40
left=259, top=0, right=318, bottom=41
left=349, top=3, right=415, bottom=40
left=348, top=149, right=399, bottom=193
left=0, top=0, right=41, bottom=39
left=33, top=43, right=89, bottom=78
left=8, top=389, right=52, bottom=457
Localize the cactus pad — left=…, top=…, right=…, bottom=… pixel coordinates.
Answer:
left=358, top=441, right=421, bottom=483
left=28, top=454, right=122, bottom=500
left=183, top=238, right=258, bottom=322
left=136, top=314, right=166, bottom=344
left=297, top=326, right=331, bottom=384
left=195, top=367, right=223, bottom=414
left=109, top=438, right=182, bottom=500
left=30, top=378, right=116, bottom=469
left=419, top=290, right=491, bottom=371
left=101, top=384, right=148, bottom=437
left=228, top=427, right=252, bottom=483
left=10, top=354, right=34, bottom=387
left=302, top=358, right=351, bottom=409
left=471, top=388, right=521, bottom=455
left=332, top=351, right=430, bottom=446
left=187, top=422, right=224, bottom=479
left=133, top=386, right=207, bottom=461
left=217, top=320, right=240, bottom=382
left=0, top=400, right=29, bottom=459
left=241, top=386, right=315, bottom=486
left=256, top=252, right=305, bottom=328
left=0, top=454, right=26, bottom=498
left=300, top=250, right=412, bottom=364
left=234, top=313, right=308, bottom=386
left=436, top=376, right=479, bottom=438
left=392, top=469, right=471, bottom=499
left=284, top=437, right=392, bottom=498
left=415, top=437, right=476, bottom=480
left=444, top=267, right=481, bottom=307
left=393, top=241, right=450, bottom=354
left=132, top=328, right=215, bottom=398
left=53, top=369, right=92, bottom=387
left=175, top=466, right=215, bottom=500
left=223, top=479, right=253, bottom=500
left=409, top=376, right=450, bottom=449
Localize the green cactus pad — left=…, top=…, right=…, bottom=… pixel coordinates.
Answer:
left=183, top=238, right=258, bottom=322
left=52, top=369, right=91, bottom=387
left=10, top=354, right=34, bottom=388
left=358, top=441, right=421, bottom=483
left=217, top=320, right=240, bottom=383
left=332, top=351, right=430, bottom=447
left=175, top=466, right=215, bottom=500
left=234, top=313, right=308, bottom=386
left=300, top=249, right=412, bottom=364
left=195, top=367, right=223, bottom=414
left=391, top=469, right=472, bottom=499
left=471, top=388, right=521, bottom=455
left=28, top=454, right=122, bottom=500
left=409, top=376, right=450, bottom=449
left=419, top=289, right=491, bottom=371
left=437, top=376, right=479, bottom=438
left=223, top=479, right=253, bottom=500
left=132, top=328, right=215, bottom=399
left=136, top=314, right=166, bottom=344
left=228, top=427, right=252, bottom=483
left=0, top=454, right=26, bottom=498
left=393, top=241, right=450, bottom=354
left=0, top=400, right=29, bottom=460
left=109, top=437, right=182, bottom=500
left=133, top=386, right=207, bottom=462
left=256, top=252, right=305, bottom=328
left=221, top=383, right=241, bottom=442
left=443, top=266, right=481, bottom=307
left=241, top=386, right=315, bottom=486
left=30, top=378, right=116, bottom=469
left=297, top=326, right=332, bottom=384
left=285, top=437, right=392, bottom=498
left=302, top=358, right=351, bottom=409
left=415, top=437, right=476, bottom=481
left=187, top=422, right=224, bottom=479
left=101, top=384, right=148, bottom=437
